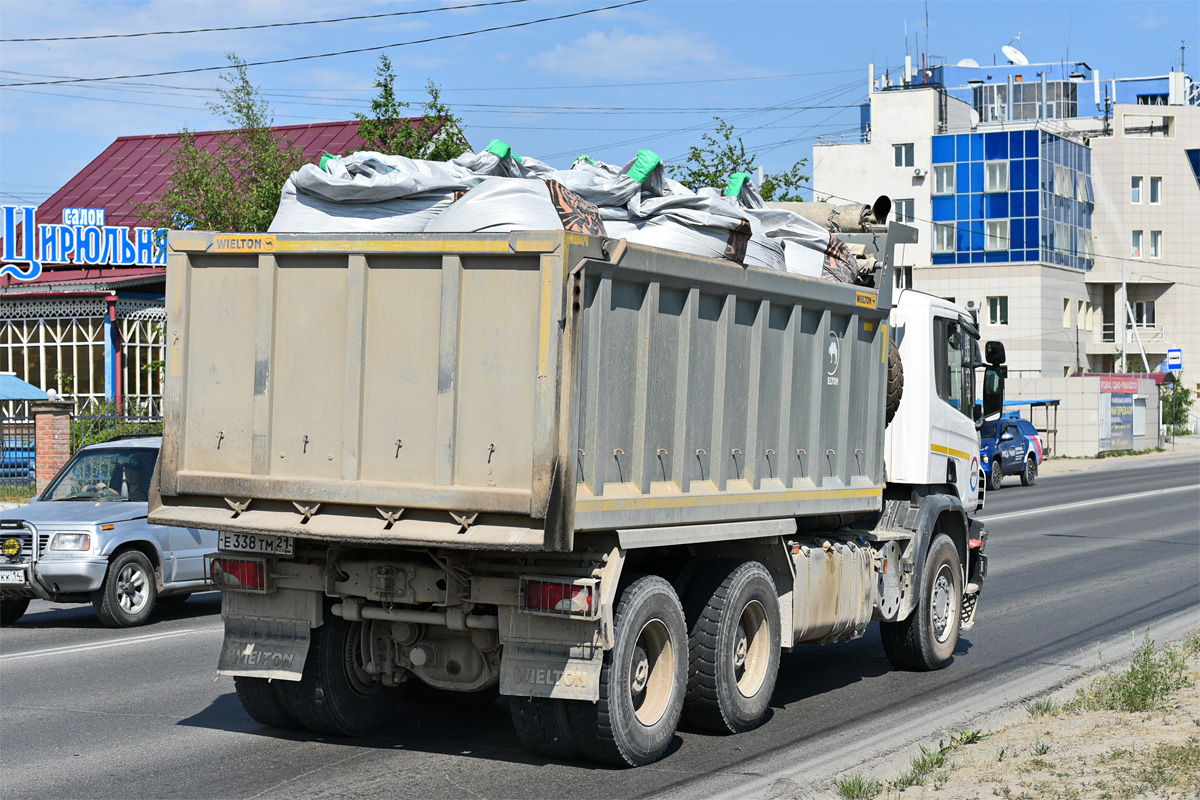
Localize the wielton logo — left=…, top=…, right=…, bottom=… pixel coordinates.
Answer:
left=826, top=332, right=841, bottom=385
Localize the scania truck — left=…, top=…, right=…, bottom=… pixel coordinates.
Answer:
left=150, top=221, right=1002, bottom=766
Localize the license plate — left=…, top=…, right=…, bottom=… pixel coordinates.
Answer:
left=0, top=568, right=27, bottom=585
left=218, top=532, right=294, bottom=557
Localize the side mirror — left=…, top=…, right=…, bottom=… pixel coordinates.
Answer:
left=985, top=340, right=1006, bottom=366
left=983, top=366, right=1005, bottom=417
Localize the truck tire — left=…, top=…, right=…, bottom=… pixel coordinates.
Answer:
left=274, top=609, right=399, bottom=736
left=988, top=462, right=1003, bottom=491
left=683, top=560, right=780, bottom=734
left=885, top=338, right=904, bottom=426
left=0, top=597, right=29, bottom=624
left=880, top=533, right=962, bottom=671
left=234, top=676, right=302, bottom=729
left=509, top=696, right=581, bottom=760
left=1021, top=455, right=1037, bottom=486
left=93, top=550, right=157, bottom=628
left=564, top=575, right=687, bottom=766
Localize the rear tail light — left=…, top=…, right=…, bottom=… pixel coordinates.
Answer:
left=520, top=576, right=599, bottom=620
left=209, top=555, right=269, bottom=592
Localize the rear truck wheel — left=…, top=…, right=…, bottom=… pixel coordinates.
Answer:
left=157, top=592, right=192, bottom=606
left=234, top=676, right=302, bottom=729
left=274, top=608, right=400, bottom=736
left=1021, top=455, right=1038, bottom=486
left=885, top=338, right=904, bottom=426
left=0, top=597, right=30, bottom=624
left=93, top=550, right=157, bottom=628
left=880, top=533, right=963, bottom=671
left=988, top=462, right=1004, bottom=491
left=509, top=696, right=581, bottom=760
left=565, top=575, right=687, bottom=766
left=683, top=560, right=781, bottom=734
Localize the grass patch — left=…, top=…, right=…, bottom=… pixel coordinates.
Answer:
left=1096, top=446, right=1163, bottom=458
left=1068, top=632, right=1192, bottom=713
left=834, top=774, right=884, bottom=799
left=1026, top=698, right=1060, bottom=718
left=888, top=742, right=952, bottom=790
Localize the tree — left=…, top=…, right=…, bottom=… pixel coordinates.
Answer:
left=668, top=117, right=808, bottom=202
left=1163, top=383, right=1193, bottom=435
left=140, top=54, right=306, bottom=232
left=354, top=55, right=469, bottom=161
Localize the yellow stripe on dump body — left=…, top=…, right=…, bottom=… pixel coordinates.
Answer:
left=272, top=239, right=511, bottom=254
left=575, top=486, right=881, bottom=514
left=855, top=291, right=877, bottom=309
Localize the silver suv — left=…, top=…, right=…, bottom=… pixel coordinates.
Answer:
left=0, top=437, right=214, bottom=627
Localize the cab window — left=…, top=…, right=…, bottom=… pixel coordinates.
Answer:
left=934, top=317, right=974, bottom=419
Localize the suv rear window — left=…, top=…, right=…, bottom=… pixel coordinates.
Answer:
left=1016, top=419, right=1038, bottom=437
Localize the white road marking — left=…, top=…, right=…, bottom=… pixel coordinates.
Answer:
left=0, top=625, right=221, bottom=662
left=981, top=484, right=1197, bottom=522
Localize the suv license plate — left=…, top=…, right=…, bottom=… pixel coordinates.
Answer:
left=0, top=568, right=27, bottom=585
left=218, top=532, right=294, bottom=557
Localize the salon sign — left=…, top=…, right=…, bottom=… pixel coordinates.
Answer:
left=1, top=205, right=168, bottom=282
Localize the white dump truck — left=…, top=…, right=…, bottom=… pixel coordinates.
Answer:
left=150, top=221, right=1002, bottom=766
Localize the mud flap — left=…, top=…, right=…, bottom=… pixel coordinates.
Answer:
left=218, top=616, right=311, bottom=681
left=500, top=641, right=603, bottom=701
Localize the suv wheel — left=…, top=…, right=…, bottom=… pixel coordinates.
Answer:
left=93, top=550, right=157, bottom=627
left=1021, top=455, right=1038, bottom=486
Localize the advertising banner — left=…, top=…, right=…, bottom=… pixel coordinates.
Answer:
left=1099, top=392, right=1134, bottom=452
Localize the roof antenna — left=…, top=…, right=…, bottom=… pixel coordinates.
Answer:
left=1179, top=40, right=1190, bottom=74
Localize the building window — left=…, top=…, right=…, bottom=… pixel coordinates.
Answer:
left=985, top=161, right=1008, bottom=193
left=1063, top=298, right=1071, bottom=328
left=933, top=164, right=955, bottom=195
left=893, top=198, right=914, bottom=223
left=987, top=296, right=1009, bottom=326
left=1131, top=230, right=1143, bottom=258
left=1085, top=301, right=1094, bottom=331
left=1150, top=230, right=1162, bottom=258
left=894, top=143, right=914, bottom=168
left=933, top=223, right=956, bottom=253
left=985, top=220, right=1008, bottom=251
left=1134, top=301, right=1155, bottom=327
left=1131, top=176, right=1142, bottom=203
left=1053, top=222, right=1069, bottom=253
left=1149, top=176, right=1161, bottom=204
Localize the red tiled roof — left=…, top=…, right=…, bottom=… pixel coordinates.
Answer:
left=39, top=120, right=370, bottom=230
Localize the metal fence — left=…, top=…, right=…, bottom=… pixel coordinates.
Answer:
left=0, top=417, right=36, bottom=493
left=71, top=413, right=163, bottom=454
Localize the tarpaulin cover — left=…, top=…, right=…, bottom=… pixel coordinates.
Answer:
left=269, top=144, right=861, bottom=282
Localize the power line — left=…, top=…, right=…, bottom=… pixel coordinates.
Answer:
left=0, top=0, right=651, bottom=87
left=0, top=0, right=537, bottom=42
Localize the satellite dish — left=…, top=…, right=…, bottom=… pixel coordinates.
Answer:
left=1002, top=44, right=1029, bottom=65
left=969, top=109, right=980, bottom=129
left=957, top=58, right=981, bottom=68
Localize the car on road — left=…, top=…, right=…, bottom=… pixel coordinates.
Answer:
left=981, top=416, right=1044, bottom=490
left=0, top=437, right=214, bottom=627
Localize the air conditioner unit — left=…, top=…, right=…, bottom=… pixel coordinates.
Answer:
left=913, top=167, right=927, bottom=178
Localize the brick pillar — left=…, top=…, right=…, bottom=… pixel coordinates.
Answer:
left=33, top=400, right=74, bottom=493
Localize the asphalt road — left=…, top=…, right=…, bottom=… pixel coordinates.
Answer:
left=1, top=452, right=1196, bottom=800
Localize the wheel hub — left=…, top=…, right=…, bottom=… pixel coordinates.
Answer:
left=931, top=565, right=956, bottom=643
left=630, top=645, right=650, bottom=695
left=733, top=628, right=749, bottom=669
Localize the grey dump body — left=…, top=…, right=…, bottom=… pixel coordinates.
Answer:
left=151, top=229, right=901, bottom=548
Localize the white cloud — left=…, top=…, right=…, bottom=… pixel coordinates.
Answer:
left=526, top=27, right=752, bottom=82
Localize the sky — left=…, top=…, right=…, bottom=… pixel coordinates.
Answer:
left=1, top=0, right=1195, bottom=208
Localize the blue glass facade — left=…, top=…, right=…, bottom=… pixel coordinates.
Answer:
left=929, top=129, right=1093, bottom=270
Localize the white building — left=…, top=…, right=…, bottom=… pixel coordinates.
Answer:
left=814, top=60, right=1200, bottom=391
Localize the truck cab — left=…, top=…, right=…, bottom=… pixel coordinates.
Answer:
left=885, top=290, right=983, bottom=511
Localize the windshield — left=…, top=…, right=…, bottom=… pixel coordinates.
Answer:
left=42, top=447, right=158, bottom=502
left=979, top=421, right=997, bottom=440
